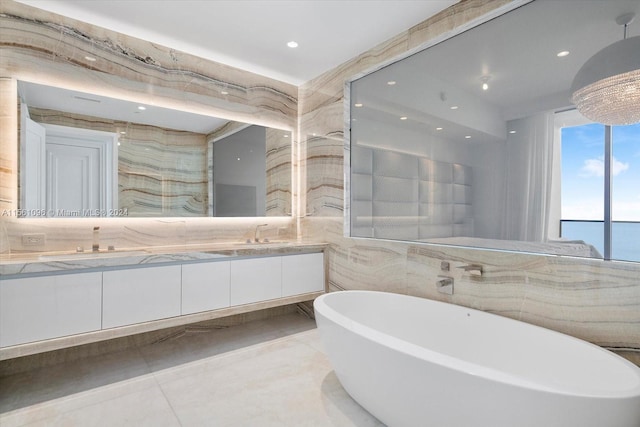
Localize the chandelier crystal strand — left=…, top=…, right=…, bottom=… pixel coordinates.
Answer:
left=572, top=69, right=640, bottom=125
left=571, top=13, right=640, bottom=126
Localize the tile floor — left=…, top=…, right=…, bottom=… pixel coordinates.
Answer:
left=0, top=313, right=384, bottom=426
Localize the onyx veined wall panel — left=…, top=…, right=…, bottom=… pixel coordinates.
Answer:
left=0, top=0, right=297, bottom=252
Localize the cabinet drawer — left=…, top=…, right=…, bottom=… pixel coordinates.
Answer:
left=230, top=257, right=281, bottom=305
left=102, top=265, right=181, bottom=328
left=282, top=253, right=325, bottom=296
left=0, top=272, right=102, bottom=347
left=182, top=261, right=230, bottom=315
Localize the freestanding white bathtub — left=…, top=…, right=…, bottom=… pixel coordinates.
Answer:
left=314, top=290, right=640, bottom=427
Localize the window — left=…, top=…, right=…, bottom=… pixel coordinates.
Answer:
left=559, top=117, right=640, bottom=262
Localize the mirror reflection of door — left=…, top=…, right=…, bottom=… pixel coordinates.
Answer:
left=43, top=125, right=117, bottom=217
left=20, top=121, right=118, bottom=217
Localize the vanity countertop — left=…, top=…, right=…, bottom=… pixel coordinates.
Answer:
left=0, top=241, right=328, bottom=278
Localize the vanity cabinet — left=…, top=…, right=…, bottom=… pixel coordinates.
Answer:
left=1, top=250, right=325, bottom=353
left=102, top=265, right=182, bottom=328
left=230, top=257, right=282, bottom=305
left=181, top=261, right=231, bottom=314
left=282, top=252, right=325, bottom=297
left=0, top=272, right=102, bottom=347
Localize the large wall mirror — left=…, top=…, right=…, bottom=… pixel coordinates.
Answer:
left=18, top=81, right=292, bottom=218
left=349, top=0, right=639, bottom=262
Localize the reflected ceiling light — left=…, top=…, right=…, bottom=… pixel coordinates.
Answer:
left=571, top=13, right=640, bottom=125
left=509, top=130, right=517, bottom=134
left=221, top=90, right=229, bottom=95
left=481, top=75, right=491, bottom=91
left=354, top=103, right=363, bottom=107
left=137, top=106, right=146, bottom=110
left=84, top=55, right=96, bottom=62
left=287, top=41, right=298, bottom=48
left=400, top=116, right=408, bottom=120
left=450, top=105, right=459, bottom=110
left=464, top=135, right=471, bottom=139
left=436, top=127, right=443, bottom=131
left=387, top=81, right=397, bottom=86
left=557, top=50, right=570, bottom=57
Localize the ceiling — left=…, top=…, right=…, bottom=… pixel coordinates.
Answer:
left=352, top=0, right=640, bottom=133
left=14, top=0, right=458, bottom=86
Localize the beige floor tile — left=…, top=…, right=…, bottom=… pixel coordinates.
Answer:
left=0, top=314, right=383, bottom=426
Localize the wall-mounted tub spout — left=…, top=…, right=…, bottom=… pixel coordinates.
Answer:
left=436, top=276, right=454, bottom=295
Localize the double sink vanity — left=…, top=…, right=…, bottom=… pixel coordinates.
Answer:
left=0, top=241, right=326, bottom=360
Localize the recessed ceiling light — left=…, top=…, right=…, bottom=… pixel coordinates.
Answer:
left=400, top=116, right=408, bottom=120
left=354, top=103, right=363, bottom=107
left=450, top=106, right=459, bottom=110
left=137, top=106, right=146, bottom=111
left=84, top=55, right=96, bottom=62
left=387, top=81, right=397, bottom=86
left=557, top=50, right=570, bottom=57
left=287, top=41, right=298, bottom=48
left=481, top=75, right=491, bottom=91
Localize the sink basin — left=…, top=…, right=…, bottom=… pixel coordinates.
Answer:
left=38, top=250, right=149, bottom=261
left=243, top=240, right=291, bottom=245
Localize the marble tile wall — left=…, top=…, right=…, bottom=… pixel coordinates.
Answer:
left=297, top=0, right=640, bottom=365
left=0, top=0, right=297, bottom=250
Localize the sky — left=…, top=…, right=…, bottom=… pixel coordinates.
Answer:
left=561, top=123, right=640, bottom=222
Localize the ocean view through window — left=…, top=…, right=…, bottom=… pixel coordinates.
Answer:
left=560, top=121, right=640, bottom=262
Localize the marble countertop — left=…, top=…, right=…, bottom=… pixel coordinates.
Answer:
left=0, top=241, right=328, bottom=278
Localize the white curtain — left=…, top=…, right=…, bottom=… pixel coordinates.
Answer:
left=501, top=112, right=555, bottom=241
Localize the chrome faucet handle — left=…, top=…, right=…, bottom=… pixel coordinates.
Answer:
left=254, top=223, right=268, bottom=243
left=92, top=226, right=100, bottom=252
left=457, top=264, right=483, bottom=276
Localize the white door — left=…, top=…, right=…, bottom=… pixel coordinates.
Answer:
left=46, top=140, right=102, bottom=214
left=43, top=124, right=117, bottom=217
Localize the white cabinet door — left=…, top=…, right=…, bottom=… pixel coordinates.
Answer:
left=181, top=261, right=230, bottom=315
left=230, top=257, right=281, bottom=306
left=0, top=272, right=102, bottom=347
left=282, top=253, right=325, bottom=297
left=102, top=265, right=181, bottom=328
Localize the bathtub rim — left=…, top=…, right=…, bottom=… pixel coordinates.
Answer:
left=314, top=290, right=640, bottom=399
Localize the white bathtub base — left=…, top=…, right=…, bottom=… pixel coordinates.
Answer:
left=315, top=291, right=640, bottom=427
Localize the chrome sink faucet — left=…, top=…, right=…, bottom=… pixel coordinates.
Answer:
left=254, top=223, right=268, bottom=243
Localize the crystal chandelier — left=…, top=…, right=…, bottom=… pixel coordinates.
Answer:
left=571, top=14, right=640, bottom=126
